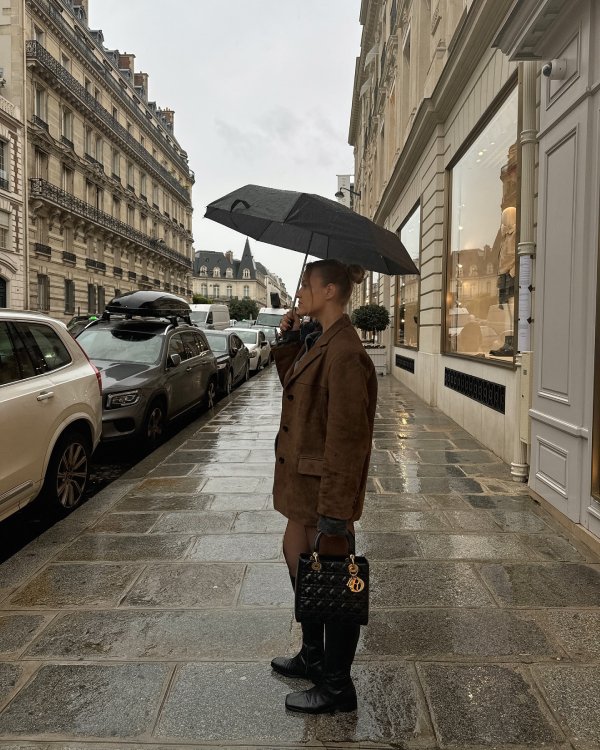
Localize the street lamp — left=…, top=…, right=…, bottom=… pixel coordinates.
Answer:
left=334, top=187, right=361, bottom=199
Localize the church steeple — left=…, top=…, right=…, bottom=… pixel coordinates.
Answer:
left=238, top=237, right=256, bottom=279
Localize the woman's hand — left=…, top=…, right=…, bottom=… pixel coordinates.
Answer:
left=317, top=515, right=348, bottom=537
left=280, top=309, right=301, bottom=334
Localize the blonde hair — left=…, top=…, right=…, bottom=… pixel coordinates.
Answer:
left=304, top=260, right=365, bottom=305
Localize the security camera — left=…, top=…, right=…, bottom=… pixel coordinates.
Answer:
left=542, top=59, right=567, bottom=80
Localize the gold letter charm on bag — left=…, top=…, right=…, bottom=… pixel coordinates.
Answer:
left=311, top=551, right=322, bottom=572
left=347, top=554, right=365, bottom=593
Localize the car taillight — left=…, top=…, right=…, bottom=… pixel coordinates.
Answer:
left=74, top=339, right=103, bottom=396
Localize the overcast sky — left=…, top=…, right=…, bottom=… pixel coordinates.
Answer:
left=89, top=1, right=362, bottom=296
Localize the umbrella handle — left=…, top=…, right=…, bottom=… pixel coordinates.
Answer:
left=230, top=199, right=250, bottom=211
left=291, top=251, right=309, bottom=312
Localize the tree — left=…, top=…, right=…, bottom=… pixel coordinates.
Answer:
left=351, top=304, right=390, bottom=343
left=192, top=294, right=211, bottom=304
left=228, top=297, right=259, bottom=321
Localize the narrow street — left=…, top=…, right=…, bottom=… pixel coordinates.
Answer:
left=0, top=370, right=598, bottom=748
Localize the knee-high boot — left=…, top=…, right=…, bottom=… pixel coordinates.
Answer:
left=284, top=621, right=360, bottom=714
left=271, top=576, right=324, bottom=683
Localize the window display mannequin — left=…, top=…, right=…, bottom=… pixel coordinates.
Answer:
left=490, top=205, right=516, bottom=356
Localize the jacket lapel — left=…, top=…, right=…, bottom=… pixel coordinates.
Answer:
left=283, top=315, right=351, bottom=388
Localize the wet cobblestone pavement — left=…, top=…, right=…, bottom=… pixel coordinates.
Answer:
left=0, top=369, right=599, bottom=749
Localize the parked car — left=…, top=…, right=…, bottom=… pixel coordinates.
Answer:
left=203, top=329, right=250, bottom=395
left=0, top=310, right=103, bottom=521
left=229, top=327, right=271, bottom=371
left=253, top=324, right=279, bottom=346
left=77, top=291, right=218, bottom=445
left=66, top=314, right=98, bottom=338
left=189, top=303, right=230, bottom=330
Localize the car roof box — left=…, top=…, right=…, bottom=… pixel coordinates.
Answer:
left=105, top=290, right=191, bottom=319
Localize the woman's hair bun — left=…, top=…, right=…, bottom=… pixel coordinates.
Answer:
left=347, top=264, right=366, bottom=284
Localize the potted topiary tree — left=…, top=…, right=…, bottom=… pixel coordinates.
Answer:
left=350, top=304, right=391, bottom=374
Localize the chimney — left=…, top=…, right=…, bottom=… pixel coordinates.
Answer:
left=134, top=72, right=148, bottom=102
left=160, top=108, right=175, bottom=131
left=118, top=53, right=135, bottom=74
left=225, top=251, right=234, bottom=263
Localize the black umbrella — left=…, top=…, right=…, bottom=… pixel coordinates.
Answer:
left=204, top=184, right=419, bottom=276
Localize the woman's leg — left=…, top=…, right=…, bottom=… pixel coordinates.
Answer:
left=273, top=519, right=324, bottom=682
left=283, top=519, right=312, bottom=577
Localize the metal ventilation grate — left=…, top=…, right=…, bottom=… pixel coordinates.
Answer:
left=395, top=354, right=415, bottom=373
left=444, top=368, right=505, bottom=413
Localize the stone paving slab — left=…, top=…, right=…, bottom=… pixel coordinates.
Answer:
left=418, top=663, right=564, bottom=746
left=0, top=663, right=171, bottom=738
left=24, top=610, right=293, bottom=660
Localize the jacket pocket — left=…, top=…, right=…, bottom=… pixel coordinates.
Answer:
left=297, top=456, right=324, bottom=477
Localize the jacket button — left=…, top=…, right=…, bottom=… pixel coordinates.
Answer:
left=282, top=425, right=289, bottom=432
left=278, top=456, right=285, bottom=464
left=287, top=394, right=294, bottom=401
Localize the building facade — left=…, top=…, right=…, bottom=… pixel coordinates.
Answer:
left=192, top=239, right=291, bottom=308
left=0, top=2, right=25, bottom=309
left=2, top=0, right=194, bottom=318
left=349, top=0, right=600, bottom=548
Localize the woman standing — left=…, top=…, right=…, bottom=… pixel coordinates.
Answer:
left=270, top=259, right=378, bottom=714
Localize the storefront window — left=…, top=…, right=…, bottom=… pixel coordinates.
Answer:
left=446, top=87, right=518, bottom=361
left=396, top=204, right=421, bottom=348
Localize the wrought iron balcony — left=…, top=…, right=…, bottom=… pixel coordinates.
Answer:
left=113, top=266, right=123, bottom=277
left=153, top=278, right=160, bottom=287
left=61, top=135, right=74, bottom=150
left=32, top=115, right=49, bottom=132
left=85, top=153, right=104, bottom=169
left=141, top=274, right=150, bottom=283
left=30, top=0, right=191, bottom=176
left=0, top=177, right=8, bottom=191
left=128, top=271, right=137, bottom=281
left=30, top=178, right=192, bottom=270
left=34, top=242, right=51, bottom=258
left=62, top=250, right=77, bottom=264
left=25, top=40, right=191, bottom=204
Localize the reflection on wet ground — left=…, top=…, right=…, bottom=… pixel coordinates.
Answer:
left=0, top=370, right=598, bottom=748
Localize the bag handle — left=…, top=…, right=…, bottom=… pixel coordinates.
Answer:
left=312, top=530, right=356, bottom=555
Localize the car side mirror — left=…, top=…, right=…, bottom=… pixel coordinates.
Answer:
left=168, top=353, right=182, bottom=368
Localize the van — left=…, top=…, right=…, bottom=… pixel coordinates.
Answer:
left=189, top=303, right=230, bottom=330
left=256, top=307, right=289, bottom=328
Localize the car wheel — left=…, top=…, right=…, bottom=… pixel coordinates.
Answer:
left=144, top=400, right=165, bottom=447
left=226, top=369, right=233, bottom=395
left=206, top=378, right=217, bottom=409
left=43, top=430, right=90, bottom=512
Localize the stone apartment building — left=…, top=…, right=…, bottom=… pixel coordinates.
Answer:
left=0, top=0, right=194, bottom=319
left=193, top=238, right=291, bottom=308
left=348, top=0, right=600, bottom=549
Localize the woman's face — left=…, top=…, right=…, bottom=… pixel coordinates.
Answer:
left=296, top=270, right=330, bottom=318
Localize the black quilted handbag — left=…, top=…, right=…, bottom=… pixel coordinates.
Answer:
left=295, top=531, right=369, bottom=625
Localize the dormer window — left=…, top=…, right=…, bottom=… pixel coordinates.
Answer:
left=226, top=268, right=233, bottom=278
left=213, top=267, right=221, bottom=278
left=243, top=268, right=250, bottom=279
left=199, top=265, right=207, bottom=275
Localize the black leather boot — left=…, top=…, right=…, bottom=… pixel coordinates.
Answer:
left=271, top=620, right=324, bottom=682
left=285, top=622, right=360, bottom=714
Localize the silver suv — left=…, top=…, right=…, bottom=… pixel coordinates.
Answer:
left=0, top=310, right=102, bottom=521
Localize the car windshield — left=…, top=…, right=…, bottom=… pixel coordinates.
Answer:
left=256, top=313, right=284, bottom=326
left=190, top=311, right=208, bottom=324
left=235, top=330, right=258, bottom=345
left=78, top=328, right=164, bottom=365
left=204, top=333, right=228, bottom=353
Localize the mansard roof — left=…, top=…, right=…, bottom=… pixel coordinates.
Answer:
left=193, top=238, right=258, bottom=280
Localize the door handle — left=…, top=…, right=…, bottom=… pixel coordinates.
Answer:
left=37, top=391, right=54, bottom=402
left=185, top=366, right=193, bottom=372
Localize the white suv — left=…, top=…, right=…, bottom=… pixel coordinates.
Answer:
left=0, top=310, right=102, bottom=522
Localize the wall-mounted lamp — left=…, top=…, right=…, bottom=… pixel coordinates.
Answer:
left=0, top=68, right=5, bottom=88
left=335, top=186, right=361, bottom=199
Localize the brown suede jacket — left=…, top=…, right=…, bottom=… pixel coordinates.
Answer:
left=272, top=314, right=377, bottom=526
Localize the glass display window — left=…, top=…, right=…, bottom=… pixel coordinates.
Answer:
left=396, top=203, right=421, bottom=349
left=446, top=87, right=519, bottom=362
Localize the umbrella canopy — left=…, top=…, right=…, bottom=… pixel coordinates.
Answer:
left=205, top=184, right=419, bottom=276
